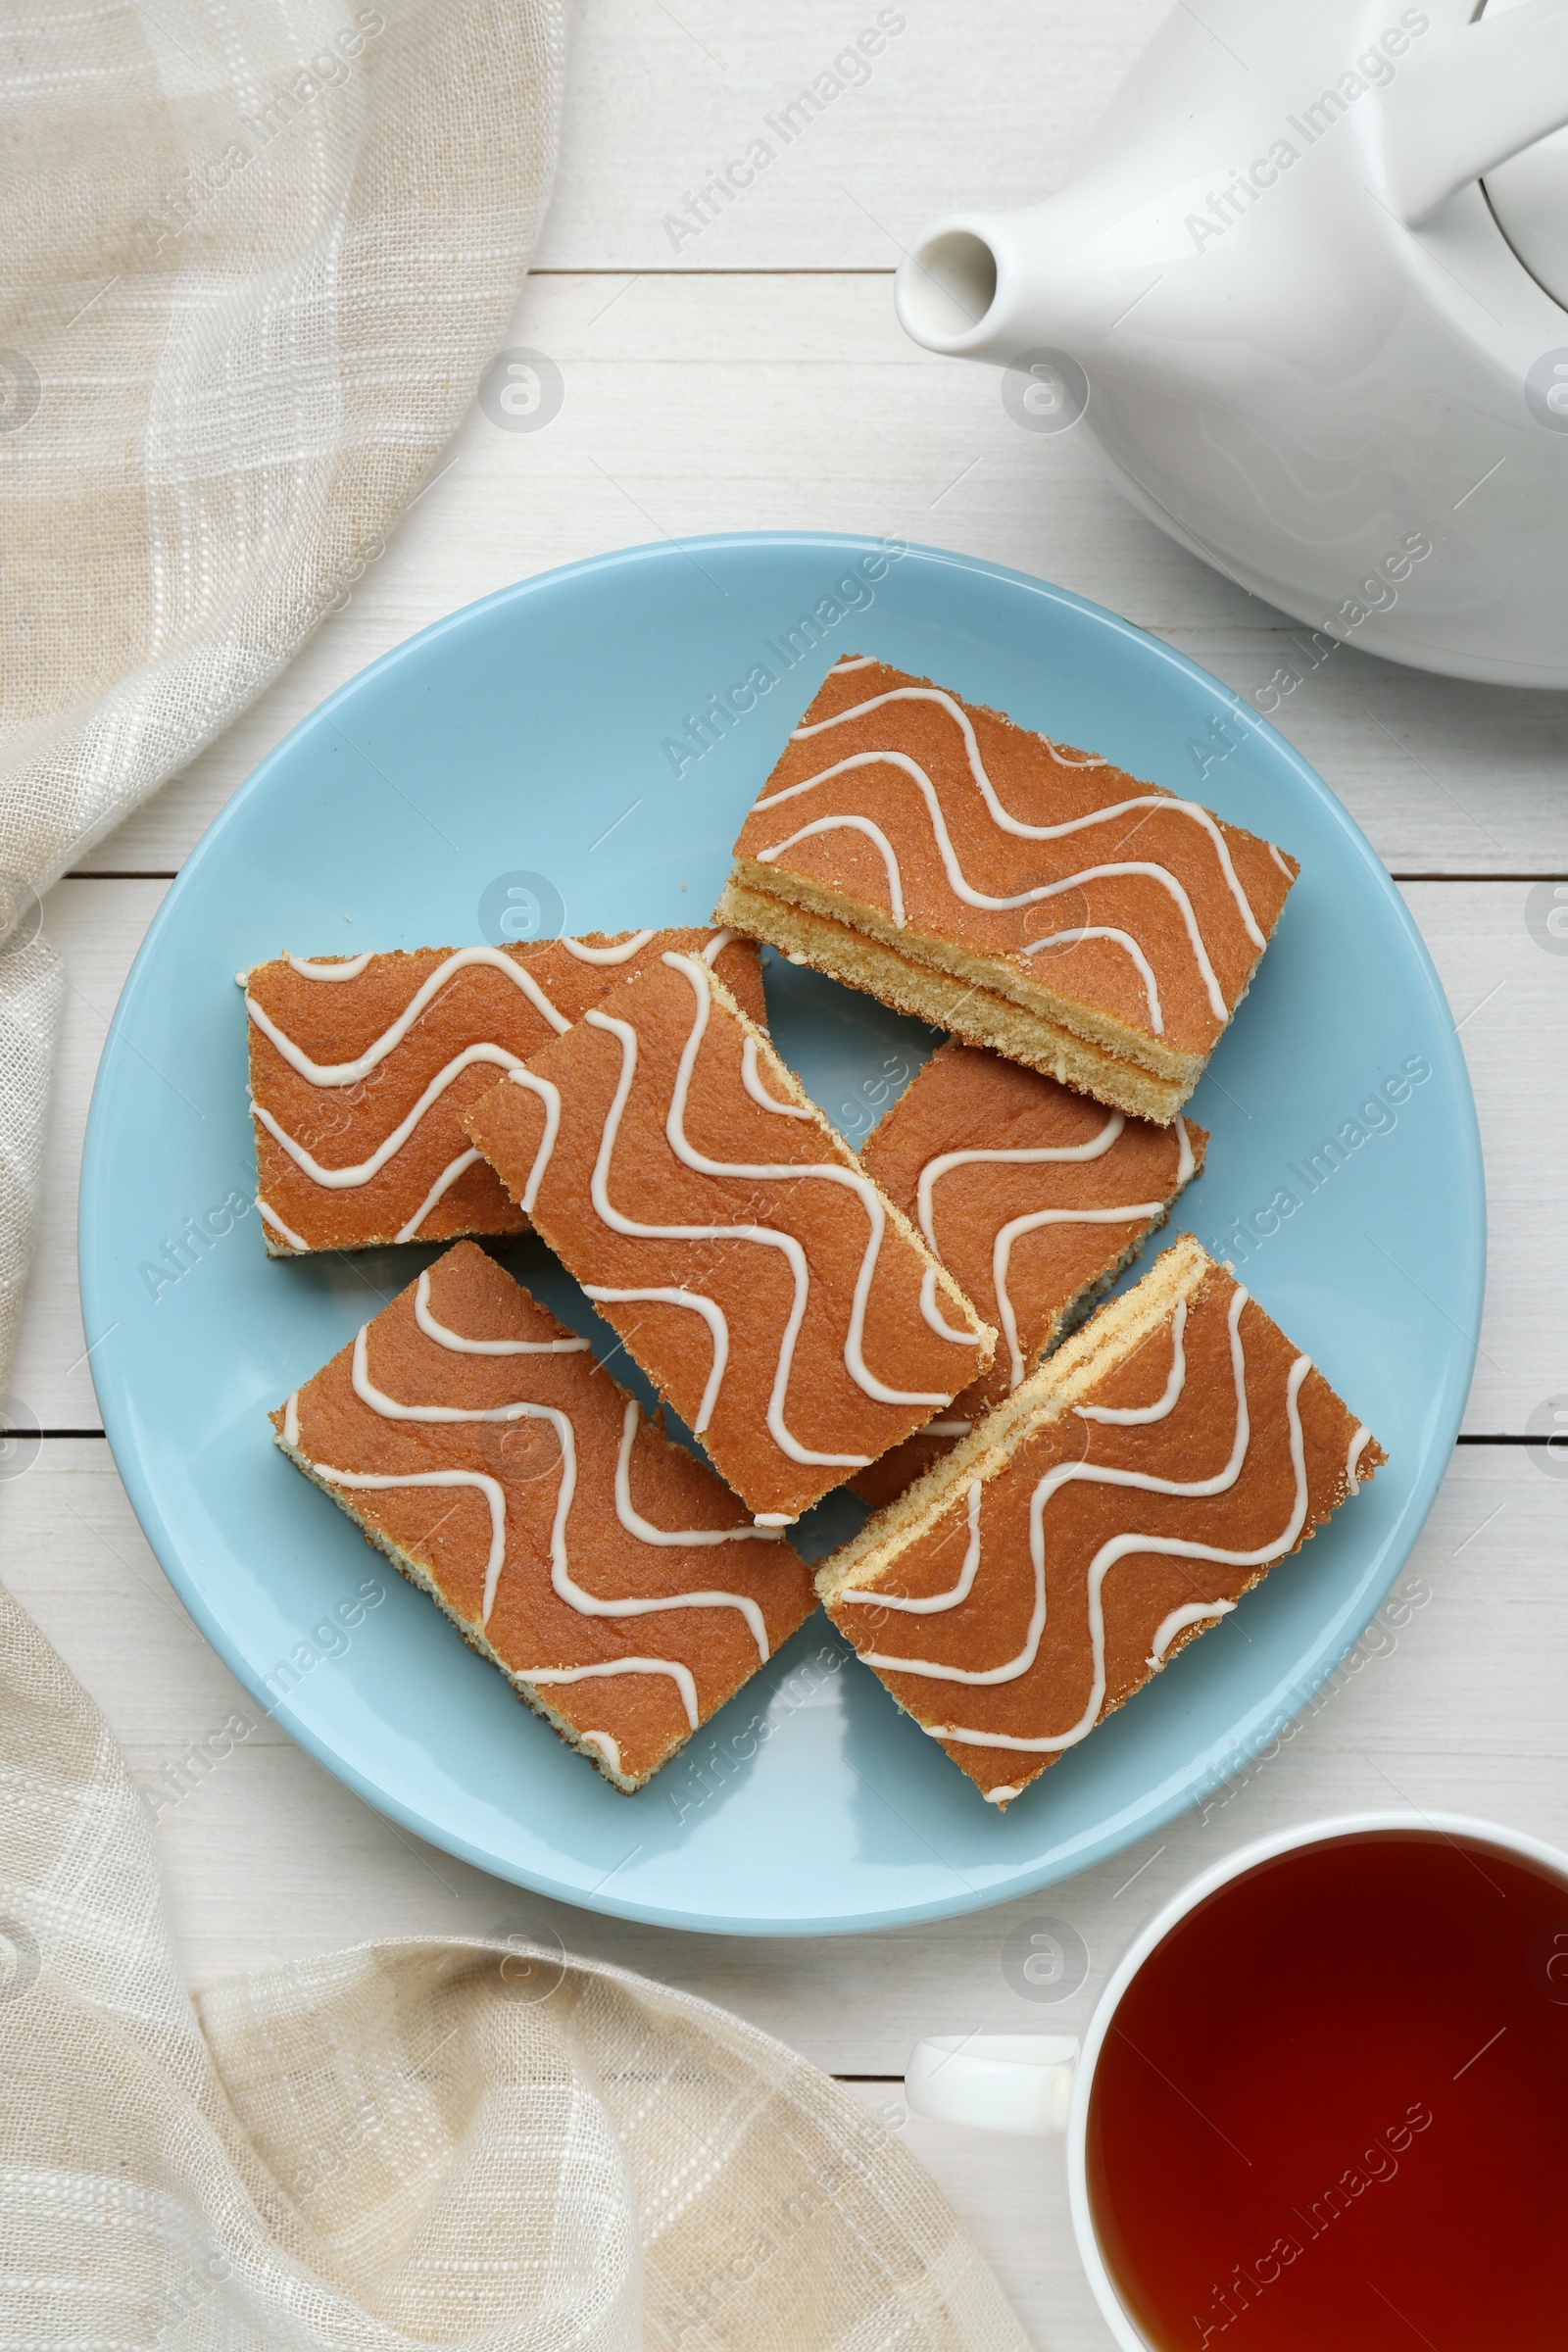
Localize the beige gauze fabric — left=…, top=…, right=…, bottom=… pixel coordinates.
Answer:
left=0, top=1583, right=1032, bottom=2350
left=0, top=20, right=1033, bottom=2341
left=0, top=0, right=571, bottom=1388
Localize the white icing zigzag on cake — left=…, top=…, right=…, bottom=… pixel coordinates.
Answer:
left=253, top=1044, right=527, bottom=1189
left=1019, top=923, right=1165, bottom=1030
left=395, top=1151, right=487, bottom=1243
left=612, top=1398, right=781, bottom=1548
left=280, top=1285, right=785, bottom=1734
left=752, top=681, right=1284, bottom=1032
left=249, top=945, right=572, bottom=1086
left=249, top=937, right=733, bottom=1242
left=662, top=952, right=958, bottom=1414
left=791, top=684, right=1265, bottom=945
left=561, top=931, right=658, bottom=964
left=1147, top=1595, right=1234, bottom=1668
left=581, top=1285, right=730, bottom=1432
left=848, top=1286, right=1311, bottom=1758
left=756, top=757, right=1231, bottom=1024
left=257, top=1196, right=308, bottom=1250
left=837, top=1478, right=986, bottom=1616
left=915, top=1113, right=1196, bottom=1389
left=575, top=953, right=984, bottom=1472
left=394, top=1072, right=562, bottom=1250
left=1075, top=1298, right=1188, bottom=1427
left=582, top=1004, right=862, bottom=1471
left=741, top=1032, right=811, bottom=1117
left=287, top=952, right=376, bottom=980
left=413, top=1267, right=588, bottom=1355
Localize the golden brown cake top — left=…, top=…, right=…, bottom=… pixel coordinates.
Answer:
left=462, top=946, right=997, bottom=1522
left=244, top=928, right=764, bottom=1255
left=818, top=1238, right=1384, bottom=1808
left=730, top=658, right=1297, bottom=1057
left=859, top=1040, right=1206, bottom=1416
left=273, top=1241, right=816, bottom=1789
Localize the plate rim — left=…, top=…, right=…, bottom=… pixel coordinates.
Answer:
left=78, top=529, right=1486, bottom=1936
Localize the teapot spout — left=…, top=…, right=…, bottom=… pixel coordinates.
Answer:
left=895, top=203, right=1095, bottom=365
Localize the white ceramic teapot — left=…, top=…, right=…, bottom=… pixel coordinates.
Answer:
left=897, top=0, right=1568, bottom=686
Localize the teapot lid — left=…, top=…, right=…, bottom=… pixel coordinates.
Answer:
left=1380, top=0, right=1568, bottom=264
left=1484, top=0, right=1568, bottom=308
left=1487, top=131, right=1568, bottom=310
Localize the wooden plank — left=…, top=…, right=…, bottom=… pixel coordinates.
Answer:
left=74, top=274, right=1568, bottom=883
left=1398, top=882, right=1568, bottom=1438
left=4, top=1441, right=1560, bottom=2027
left=533, top=0, right=1174, bottom=273
left=12, top=875, right=1560, bottom=1433
left=837, top=2082, right=1075, bottom=2351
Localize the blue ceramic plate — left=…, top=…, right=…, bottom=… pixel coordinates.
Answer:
left=80, top=534, right=1482, bottom=1935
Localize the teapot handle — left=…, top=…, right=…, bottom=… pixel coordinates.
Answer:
left=1381, top=0, right=1568, bottom=222
left=905, top=2034, right=1079, bottom=2136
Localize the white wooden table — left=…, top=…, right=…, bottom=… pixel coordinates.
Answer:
left=7, top=6, right=1568, bottom=2341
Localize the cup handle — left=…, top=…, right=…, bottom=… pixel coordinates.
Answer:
left=905, top=2034, right=1079, bottom=2136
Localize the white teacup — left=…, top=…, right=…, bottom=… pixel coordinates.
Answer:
left=906, top=1808, right=1568, bottom=2351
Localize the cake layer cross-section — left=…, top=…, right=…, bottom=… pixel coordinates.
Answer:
left=719, top=657, right=1296, bottom=1123
left=817, top=1235, right=1383, bottom=1808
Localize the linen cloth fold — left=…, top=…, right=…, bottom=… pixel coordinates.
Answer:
left=0, top=1581, right=1031, bottom=2350
left=0, top=0, right=570, bottom=1387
